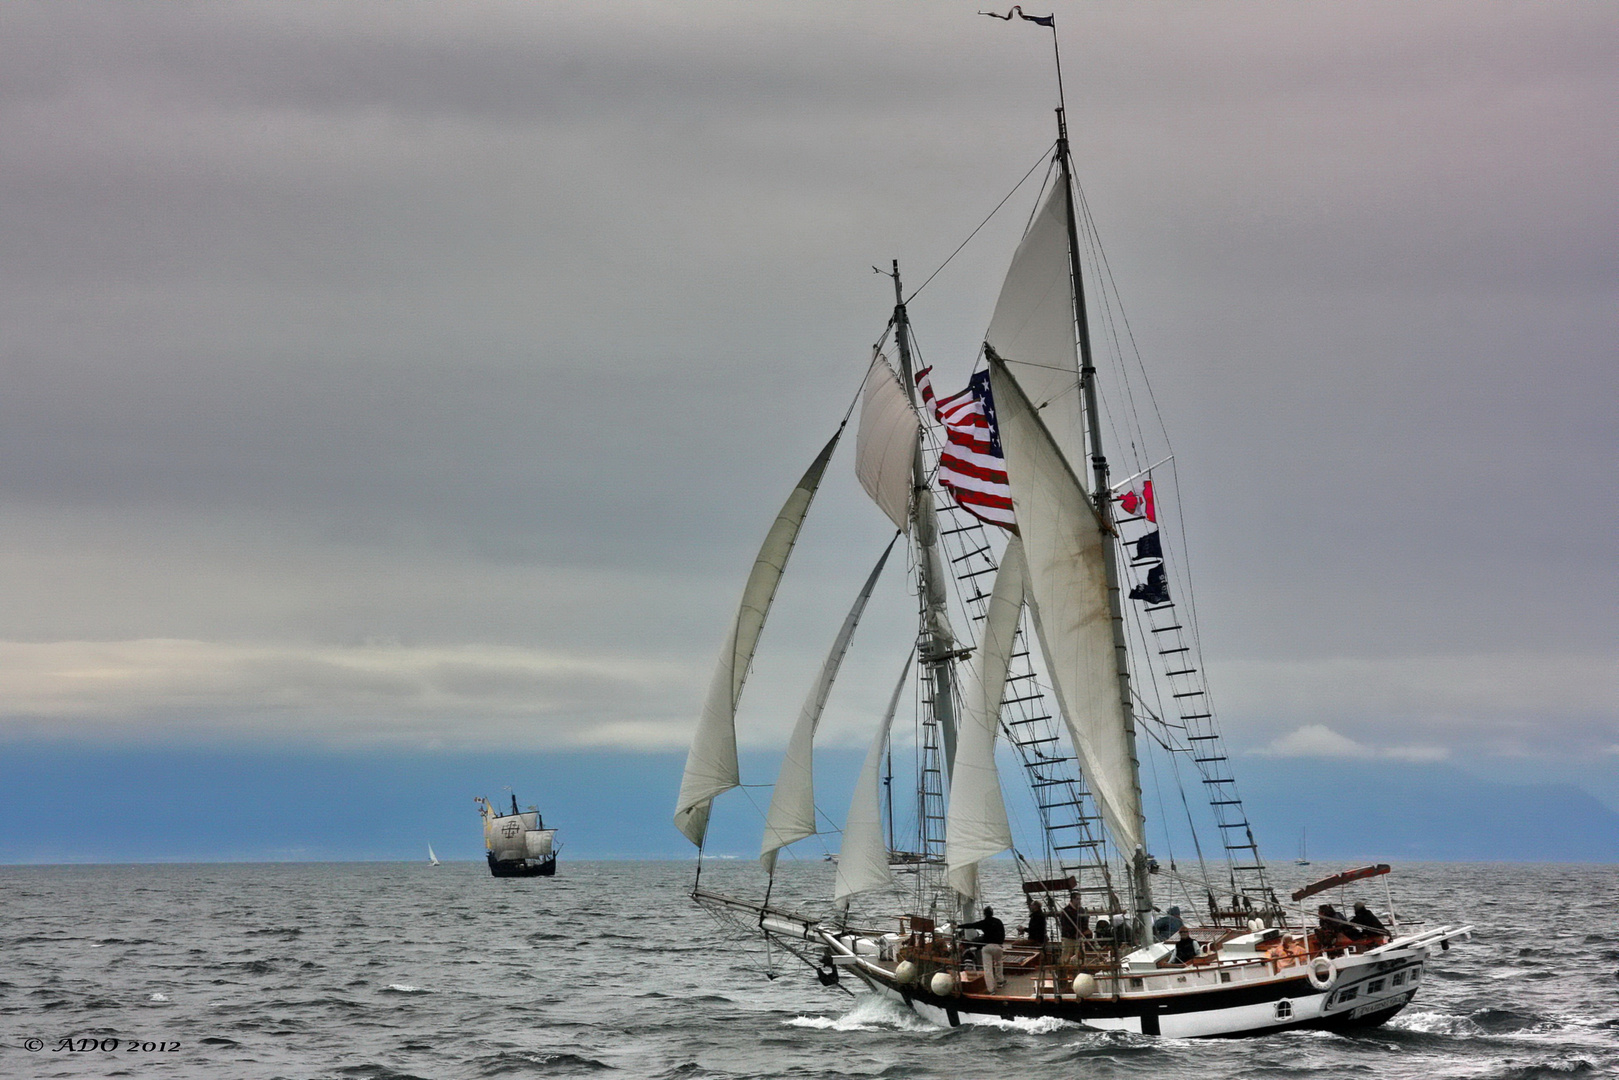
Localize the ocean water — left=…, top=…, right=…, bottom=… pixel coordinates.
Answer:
left=1, top=860, right=1615, bottom=1079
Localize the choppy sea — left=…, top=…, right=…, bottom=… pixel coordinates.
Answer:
left=2, top=860, right=1615, bottom=1079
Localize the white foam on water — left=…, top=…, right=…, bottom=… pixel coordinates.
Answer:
left=963, top=1013, right=1082, bottom=1035
left=382, top=984, right=436, bottom=994
left=148, top=993, right=169, bottom=1002
left=784, top=993, right=936, bottom=1033
left=1389, top=1010, right=1482, bottom=1037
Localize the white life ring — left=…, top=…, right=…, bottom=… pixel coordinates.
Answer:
left=1307, top=955, right=1337, bottom=991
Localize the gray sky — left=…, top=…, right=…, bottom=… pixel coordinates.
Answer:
left=0, top=3, right=1613, bottom=799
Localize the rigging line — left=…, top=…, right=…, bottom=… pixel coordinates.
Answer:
left=1074, top=180, right=1159, bottom=465
left=904, top=142, right=1056, bottom=305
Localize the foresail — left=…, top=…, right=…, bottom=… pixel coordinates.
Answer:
left=855, top=353, right=918, bottom=533
left=945, top=536, right=1026, bottom=897
left=834, top=652, right=912, bottom=902
left=674, top=430, right=843, bottom=846
left=988, top=356, right=1144, bottom=854
left=761, top=538, right=897, bottom=872
left=984, top=182, right=1087, bottom=477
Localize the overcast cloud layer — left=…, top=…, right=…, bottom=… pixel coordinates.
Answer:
left=0, top=4, right=1614, bottom=800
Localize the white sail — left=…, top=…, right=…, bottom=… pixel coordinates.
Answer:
left=988, top=357, right=1144, bottom=854
left=985, top=182, right=1087, bottom=476
left=525, top=829, right=555, bottom=859
left=761, top=539, right=896, bottom=872
left=488, top=815, right=529, bottom=862
left=945, top=536, right=1026, bottom=897
left=428, top=843, right=439, bottom=866
left=834, top=653, right=912, bottom=902
left=855, top=353, right=919, bottom=533
left=675, top=430, right=843, bottom=846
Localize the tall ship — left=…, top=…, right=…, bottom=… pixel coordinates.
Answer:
left=477, top=794, right=558, bottom=877
left=672, top=15, right=1468, bottom=1038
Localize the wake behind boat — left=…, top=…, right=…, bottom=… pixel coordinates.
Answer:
left=672, top=15, right=1467, bottom=1039
left=477, top=794, right=559, bottom=877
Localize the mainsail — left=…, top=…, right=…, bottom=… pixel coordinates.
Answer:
left=984, top=182, right=1087, bottom=476
left=760, top=538, right=897, bottom=871
left=944, top=536, right=1027, bottom=897
left=988, top=355, right=1144, bottom=854
left=674, top=431, right=843, bottom=846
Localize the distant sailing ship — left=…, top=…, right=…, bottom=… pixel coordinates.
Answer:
left=476, top=794, right=559, bottom=877
left=1297, top=829, right=1311, bottom=867
left=428, top=843, right=440, bottom=867
left=671, top=14, right=1469, bottom=1037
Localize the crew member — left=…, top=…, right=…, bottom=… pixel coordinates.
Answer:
left=1173, top=927, right=1200, bottom=964
left=1349, top=900, right=1388, bottom=941
left=1058, top=895, right=1087, bottom=965
left=959, top=906, right=1007, bottom=992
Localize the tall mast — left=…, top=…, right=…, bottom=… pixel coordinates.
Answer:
left=1055, top=108, right=1153, bottom=936
left=891, top=261, right=958, bottom=871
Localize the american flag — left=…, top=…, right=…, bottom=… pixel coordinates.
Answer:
left=915, top=366, right=1016, bottom=531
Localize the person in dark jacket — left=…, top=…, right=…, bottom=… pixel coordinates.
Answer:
left=959, top=907, right=1006, bottom=991
left=1023, top=900, right=1049, bottom=951
left=1173, top=927, right=1200, bottom=964
left=1058, top=895, right=1088, bottom=965
left=1349, top=900, right=1388, bottom=940
left=1315, top=904, right=1350, bottom=948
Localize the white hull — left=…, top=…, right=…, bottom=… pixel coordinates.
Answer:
left=803, top=915, right=1468, bottom=1039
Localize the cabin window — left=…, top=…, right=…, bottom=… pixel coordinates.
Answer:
left=1130, top=978, right=1144, bottom=990
left=1275, top=1000, right=1293, bottom=1021
left=1219, top=971, right=1231, bottom=984
left=1337, top=986, right=1359, bottom=1003
left=1368, top=979, right=1384, bottom=994
left=1409, top=969, right=1419, bottom=982
left=1391, top=972, right=1405, bottom=986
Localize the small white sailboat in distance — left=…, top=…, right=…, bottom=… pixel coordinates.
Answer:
left=1296, top=829, right=1310, bottom=867
left=428, top=843, right=441, bottom=867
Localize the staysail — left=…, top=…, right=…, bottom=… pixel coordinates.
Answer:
left=855, top=353, right=919, bottom=533
left=761, top=538, right=897, bottom=872
left=674, top=431, right=843, bottom=846
left=988, top=356, right=1144, bottom=854
left=945, top=536, right=1027, bottom=897
left=834, top=651, right=912, bottom=902
left=984, top=182, right=1087, bottom=476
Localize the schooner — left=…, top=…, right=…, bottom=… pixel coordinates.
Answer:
left=672, top=17, right=1467, bottom=1038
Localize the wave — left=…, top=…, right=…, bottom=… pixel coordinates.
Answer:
left=381, top=984, right=436, bottom=994
left=784, top=994, right=938, bottom=1033
left=474, top=1050, right=613, bottom=1075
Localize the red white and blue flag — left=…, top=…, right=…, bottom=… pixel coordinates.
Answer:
left=915, top=366, right=1017, bottom=532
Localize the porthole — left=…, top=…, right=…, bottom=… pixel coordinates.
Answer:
left=1275, top=999, right=1293, bottom=1021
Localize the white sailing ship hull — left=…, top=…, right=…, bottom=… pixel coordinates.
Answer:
left=827, top=930, right=1442, bottom=1038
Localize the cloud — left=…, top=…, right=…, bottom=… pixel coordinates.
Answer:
left=1215, top=655, right=1617, bottom=761
left=0, top=639, right=694, bottom=751
left=1251, top=724, right=1448, bottom=763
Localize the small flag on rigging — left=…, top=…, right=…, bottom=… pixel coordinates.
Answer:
left=979, top=6, right=1056, bottom=27
left=1129, top=564, right=1170, bottom=605
left=1119, top=480, right=1156, bottom=523
left=915, top=366, right=1017, bottom=532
